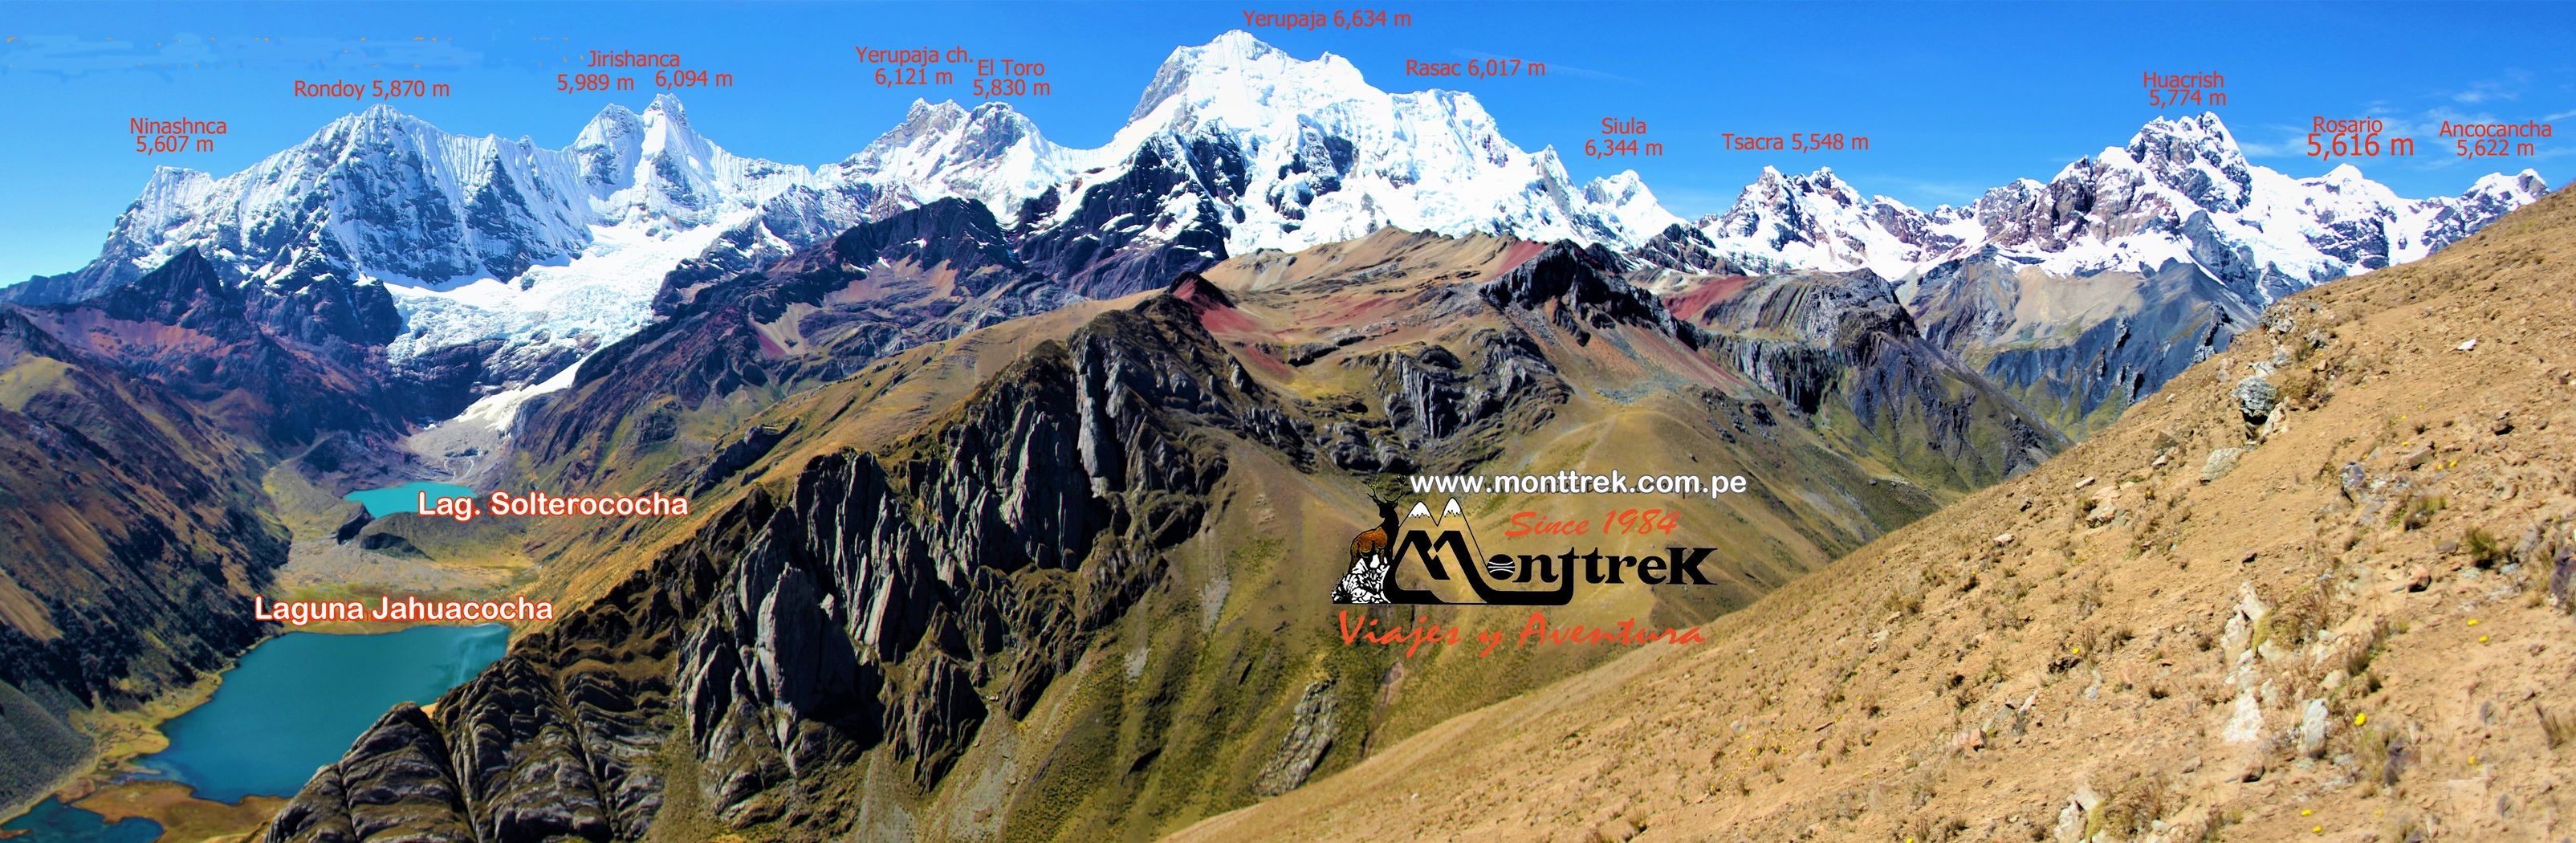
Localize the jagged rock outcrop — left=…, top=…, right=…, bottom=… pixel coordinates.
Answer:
left=265, top=283, right=1271, bottom=840
left=1625, top=117, right=2544, bottom=440
left=1324, top=333, right=1565, bottom=474
left=1011, top=135, right=1232, bottom=298
left=1172, top=176, right=2576, bottom=843
left=1252, top=678, right=1339, bottom=796
left=1478, top=242, right=1691, bottom=346
left=265, top=224, right=2115, bottom=841
left=694, top=421, right=795, bottom=493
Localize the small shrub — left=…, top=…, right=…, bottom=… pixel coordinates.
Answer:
left=2355, top=723, right=2412, bottom=788
left=2279, top=366, right=2325, bottom=409
left=2552, top=553, right=2576, bottom=614
left=2395, top=494, right=2447, bottom=531
left=2541, top=702, right=2574, bottom=749
left=2464, top=526, right=2509, bottom=568
left=2336, top=620, right=2395, bottom=703
left=2083, top=772, right=2171, bottom=839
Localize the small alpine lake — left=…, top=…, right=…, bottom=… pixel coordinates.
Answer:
left=341, top=481, right=476, bottom=518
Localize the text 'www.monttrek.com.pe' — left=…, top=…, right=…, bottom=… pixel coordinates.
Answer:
left=1406, top=470, right=1751, bottom=499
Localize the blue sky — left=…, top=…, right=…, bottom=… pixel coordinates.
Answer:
left=1, top=1, right=2570, bottom=285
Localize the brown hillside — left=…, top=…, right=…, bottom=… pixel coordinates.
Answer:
left=1174, top=188, right=2576, bottom=841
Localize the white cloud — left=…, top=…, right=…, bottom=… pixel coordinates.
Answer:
left=2447, top=71, right=2531, bottom=104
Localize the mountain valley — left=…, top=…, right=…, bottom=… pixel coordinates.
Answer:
left=0, top=20, right=2561, bottom=843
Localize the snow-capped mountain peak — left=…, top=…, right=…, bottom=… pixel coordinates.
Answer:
left=637, top=94, right=702, bottom=157
left=1662, top=112, right=2546, bottom=303
left=47, top=34, right=2543, bottom=432
left=1583, top=170, right=1684, bottom=234
left=33, top=31, right=1688, bottom=403
left=2469, top=169, right=2549, bottom=202
left=1127, top=29, right=1369, bottom=128
left=1683, top=165, right=1951, bottom=280
left=2109, top=112, right=2255, bottom=214
left=1037, top=29, right=1672, bottom=275
left=833, top=99, right=1071, bottom=221
left=572, top=103, right=647, bottom=189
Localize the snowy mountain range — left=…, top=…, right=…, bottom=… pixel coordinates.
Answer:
left=11, top=31, right=1677, bottom=397
left=6, top=32, right=2546, bottom=417
left=1643, top=113, right=2549, bottom=303
left=1634, top=113, right=2545, bottom=437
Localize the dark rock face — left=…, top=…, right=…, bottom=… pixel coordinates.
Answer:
left=2419, top=172, right=2551, bottom=252
left=265, top=536, right=684, bottom=843
left=1479, top=242, right=1689, bottom=346
left=30, top=249, right=406, bottom=448
left=247, top=262, right=405, bottom=349
left=387, top=340, right=506, bottom=425
left=10, top=233, right=404, bottom=356
left=1289, top=244, right=1708, bottom=477
left=79, top=248, right=252, bottom=333
left=1011, top=136, right=1230, bottom=299
left=258, top=229, right=2101, bottom=838
left=2309, top=211, right=2396, bottom=273
left=0, top=679, right=92, bottom=816
left=1677, top=268, right=2067, bottom=484
left=521, top=198, right=1078, bottom=488
left=1830, top=301, right=2066, bottom=483
left=694, top=422, right=795, bottom=494
left=1323, top=332, right=1565, bottom=474
left=2123, top=113, right=2256, bottom=214
left=265, top=287, right=1272, bottom=841
left=0, top=306, right=288, bottom=810
left=1627, top=223, right=1757, bottom=276
left=1913, top=256, right=2252, bottom=435
left=1978, top=301, right=2237, bottom=426
left=260, top=706, right=479, bottom=841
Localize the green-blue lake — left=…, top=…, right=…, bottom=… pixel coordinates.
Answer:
left=145, top=625, right=508, bottom=801
left=3, top=625, right=508, bottom=840
left=0, top=799, right=160, bottom=843
left=342, top=481, right=476, bottom=517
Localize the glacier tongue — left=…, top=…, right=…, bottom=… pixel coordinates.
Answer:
left=387, top=218, right=767, bottom=376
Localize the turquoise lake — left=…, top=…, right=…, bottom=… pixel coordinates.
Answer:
left=343, top=481, right=477, bottom=517
left=0, top=624, right=511, bottom=841
left=0, top=799, right=160, bottom=843
left=146, top=625, right=509, bottom=802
